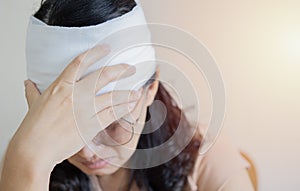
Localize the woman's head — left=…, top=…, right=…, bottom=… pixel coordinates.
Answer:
left=35, top=0, right=201, bottom=190
left=35, top=0, right=159, bottom=175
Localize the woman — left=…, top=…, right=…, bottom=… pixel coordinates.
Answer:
left=0, top=0, right=254, bottom=190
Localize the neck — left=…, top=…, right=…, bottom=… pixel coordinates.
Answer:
left=97, top=168, right=131, bottom=191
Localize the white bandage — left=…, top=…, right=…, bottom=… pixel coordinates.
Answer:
left=26, top=1, right=156, bottom=95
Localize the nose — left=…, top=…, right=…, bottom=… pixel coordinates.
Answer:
left=77, top=146, right=96, bottom=160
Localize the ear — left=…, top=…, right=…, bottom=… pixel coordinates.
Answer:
left=145, top=78, right=159, bottom=107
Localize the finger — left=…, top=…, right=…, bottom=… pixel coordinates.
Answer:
left=95, top=89, right=142, bottom=112
left=95, top=64, right=136, bottom=93
left=98, top=88, right=144, bottom=129
left=78, top=64, right=136, bottom=93
left=84, top=101, right=138, bottom=140
left=120, top=87, right=145, bottom=124
left=59, top=44, right=110, bottom=84
left=24, top=80, right=41, bottom=108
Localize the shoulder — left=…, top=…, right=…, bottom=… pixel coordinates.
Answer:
left=192, top=127, right=251, bottom=191
left=219, top=168, right=254, bottom=191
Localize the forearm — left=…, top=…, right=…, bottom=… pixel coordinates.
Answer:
left=0, top=143, right=53, bottom=191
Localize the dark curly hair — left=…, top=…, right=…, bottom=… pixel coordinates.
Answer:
left=34, top=0, right=202, bottom=190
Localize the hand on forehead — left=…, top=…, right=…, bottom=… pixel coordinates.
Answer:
left=121, top=87, right=146, bottom=123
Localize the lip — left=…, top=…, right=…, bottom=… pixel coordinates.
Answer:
left=81, top=158, right=111, bottom=169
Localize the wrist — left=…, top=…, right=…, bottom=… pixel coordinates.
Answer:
left=7, top=127, right=58, bottom=169
left=0, top=146, right=54, bottom=190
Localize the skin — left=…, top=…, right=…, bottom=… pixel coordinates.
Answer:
left=0, top=43, right=159, bottom=191
left=68, top=80, right=159, bottom=190
left=221, top=169, right=255, bottom=191
left=0, top=43, right=254, bottom=191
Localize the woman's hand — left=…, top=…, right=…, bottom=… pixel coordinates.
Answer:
left=3, top=44, right=141, bottom=174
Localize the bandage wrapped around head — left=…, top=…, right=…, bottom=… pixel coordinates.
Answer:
left=26, top=0, right=156, bottom=95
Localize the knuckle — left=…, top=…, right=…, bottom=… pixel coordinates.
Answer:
left=73, top=54, right=85, bottom=67
left=107, top=107, right=114, bottom=118
left=109, top=91, right=117, bottom=98
left=49, top=81, right=71, bottom=96
left=49, top=84, right=63, bottom=96
left=61, top=94, right=73, bottom=105
left=107, top=107, right=119, bottom=120
left=99, top=69, right=112, bottom=80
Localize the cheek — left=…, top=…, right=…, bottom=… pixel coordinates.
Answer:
left=112, top=119, right=146, bottom=165
left=118, top=104, right=147, bottom=150
left=114, top=135, right=140, bottom=164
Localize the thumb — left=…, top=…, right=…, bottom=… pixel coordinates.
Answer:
left=24, top=80, right=41, bottom=109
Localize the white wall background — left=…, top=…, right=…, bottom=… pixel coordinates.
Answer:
left=1, top=0, right=300, bottom=190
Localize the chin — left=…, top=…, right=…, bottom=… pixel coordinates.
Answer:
left=93, top=165, right=120, bottom=176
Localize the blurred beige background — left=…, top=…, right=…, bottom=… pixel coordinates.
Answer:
left=1, top=0, right=300, bottom=190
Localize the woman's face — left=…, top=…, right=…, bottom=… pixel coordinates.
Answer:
left=68, top=79, right=158, bottom=176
